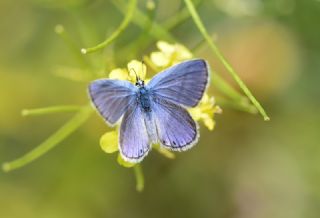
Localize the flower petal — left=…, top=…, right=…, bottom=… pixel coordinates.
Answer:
left=109, top=68, right=128, bottom=80
left=175, top=44, right=193, bottom=60
left=100, top=131, right=119, bottom=153
left=157, top=41, right=175, bottom=54
left=188, top=93, right=221, bottom=131
left=153, top=143, right=175, bottom=159
left=202, top=114, right=215, bottom=130
left=188, top=108, right=202, bottom=121
left=214, top=105, right=223, bottom=114
left=157, top=147, right=176, bottom=159
left=117, top=154, right=136, bottom=168
left=150, top=51, right=170, bottom=67
left=127, top=59, right=146, bottom=81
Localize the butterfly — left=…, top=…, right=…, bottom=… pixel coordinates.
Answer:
left=88, top=59, right=209, bottom=163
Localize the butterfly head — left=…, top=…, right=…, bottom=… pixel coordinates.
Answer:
left=135, top=79, right=145, bottom=87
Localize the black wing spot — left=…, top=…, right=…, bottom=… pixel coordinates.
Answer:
left=173, top=141, right=176, bottom=145
left=162, top=140, right=166, bottom=144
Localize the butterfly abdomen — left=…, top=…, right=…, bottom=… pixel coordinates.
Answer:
left=137, top=87, right=158, bottom=144
left=143, top=112, right=158, bottom=144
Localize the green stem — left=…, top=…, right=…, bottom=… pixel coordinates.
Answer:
left=111, top=0, right=175, bottom=42
left=54, top=25, right=91, bottom=69
left=184, top=0, right=270, bottom=121
left=2, top=105, right=94, bottom=172
left=81, top=0, right=137, bottom=54
left=22, top=105, right=82, bottom=116
left=215, top=97, right=257, bottom=114
left=133, top=164, right=144, bottom=192
left=212, top=73, right=246, bottom=103
left=163, top=0, right=202, bottom=30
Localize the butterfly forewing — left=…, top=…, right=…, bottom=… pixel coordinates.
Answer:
left=89, top=79, right=137, bottom=125
left=152, top=98, right=198, bottom=151
left=147, top=59, right=209, bottom=107
left=119, top=104, right=150, bottom=162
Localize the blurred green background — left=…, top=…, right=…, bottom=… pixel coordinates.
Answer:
left=1, top=0, right=320, bottom=217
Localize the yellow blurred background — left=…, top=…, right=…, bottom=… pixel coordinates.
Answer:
left=1, top=0, right=319, bottom=217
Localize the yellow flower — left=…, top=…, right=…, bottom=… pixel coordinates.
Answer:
left=100, top=130, right=136, bottom=168
left=189, top=94, right=222, bottom=131
left=109, top=68, right=128, bottom=81
left=117, top=154, right=136, bottom=168
left=150, top=41, right=193, bottom=68
left=128, top=60, right=146, bottom=81
left=109, top=59, right=146, bottom=82
left=152, top=143, right=175, bottom=159
left=100, top=131, right=118, bottom=153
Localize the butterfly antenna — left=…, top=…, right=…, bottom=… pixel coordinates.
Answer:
left=130, top=68, right=139, bottom=82
left=141, top=60, right=146, bottom=76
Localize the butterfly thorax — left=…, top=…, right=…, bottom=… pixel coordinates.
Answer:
left=137, top=82, right=151, bottom=113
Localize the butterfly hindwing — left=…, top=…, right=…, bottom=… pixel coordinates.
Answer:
left=119, top=104, right=150, bottom=162
left=152, top=98, right=198, bottom=151
left=147, top=59, right=209, bottom=107
left=88, top=79, right=137, bottom=125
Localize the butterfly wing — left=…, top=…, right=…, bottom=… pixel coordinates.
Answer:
left=88, top=79, right=138, bottom=125
left=152, top=98, right=198, bottom=151
left=119, top=104, right=150, bottom=162
left=147, top=59, right=209, bottom=107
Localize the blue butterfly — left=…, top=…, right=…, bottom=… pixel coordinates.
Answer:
left=88, top=59, right=209, bottom=163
